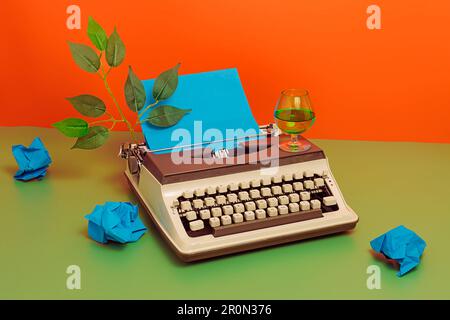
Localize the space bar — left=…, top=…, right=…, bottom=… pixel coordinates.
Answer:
left=212, top=209, right=323, bottom=237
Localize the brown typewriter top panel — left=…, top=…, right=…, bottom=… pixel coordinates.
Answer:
left=143, top=136, right=325, bottom=184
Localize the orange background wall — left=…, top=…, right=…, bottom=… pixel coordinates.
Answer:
left=2, top=0, right=450, bottom=143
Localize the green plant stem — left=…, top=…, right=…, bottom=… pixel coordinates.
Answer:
left=140, top=100, right=159, bottom=115
left=89, top=119, right=112, bottom=126
left=110, top=121, right=118, bottom=130
left=89, top=118, right=123, bottom=126
left=98, top=70, right=137, bottom=142
left=105, top=110, right=115, bottom=118
left=138, top=100, right=159, bottom=121
left=90, top=116, right=123, bottom=130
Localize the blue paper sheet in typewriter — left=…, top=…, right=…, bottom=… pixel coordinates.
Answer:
left=139, top=68, right=261, bottom=154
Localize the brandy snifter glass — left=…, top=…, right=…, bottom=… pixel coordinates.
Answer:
left=274, top=89, right=316, bottom=152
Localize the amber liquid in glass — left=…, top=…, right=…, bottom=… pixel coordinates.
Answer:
left=274, top=108, right=316, bottom=135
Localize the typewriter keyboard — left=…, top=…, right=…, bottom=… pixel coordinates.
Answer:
left=172, top=170, right=339, bottom=237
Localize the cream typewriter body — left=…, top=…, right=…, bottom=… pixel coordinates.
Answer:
left=121, top=125, right=358, bottom=261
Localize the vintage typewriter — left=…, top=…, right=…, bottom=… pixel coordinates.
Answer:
left=120, top=124, right=359, bottom=261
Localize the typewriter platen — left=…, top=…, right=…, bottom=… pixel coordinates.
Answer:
left=121, top=124, right=358, bottom=261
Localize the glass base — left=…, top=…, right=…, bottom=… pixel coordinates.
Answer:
left=279, top=135, right=311, bottom=153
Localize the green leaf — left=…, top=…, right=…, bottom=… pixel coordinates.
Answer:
left=152, top=63, right=180, bottom=101
left=52, top=118, right=88, bottom=138
left=124, top=66, right=146, bottom=112
left=71, top=126, right=109, bottom=150
left=68, top=41, right=100, bottom=73
left=105, top=28, right=125, bottom=67
left=145, top=105, right=191, bottom=127
left=87, top=16, right=108, bottom=51
left=66, top=94, right=106, bottom=118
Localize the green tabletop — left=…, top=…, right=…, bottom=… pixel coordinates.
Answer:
left=1, top=126, right=450, bottom=299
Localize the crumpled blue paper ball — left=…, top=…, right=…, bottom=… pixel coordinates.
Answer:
left=12, top=137, right=52, bottom=181
left=370, top=225, right=426, bottom=277
left=85, top=202, right=147, bottom=244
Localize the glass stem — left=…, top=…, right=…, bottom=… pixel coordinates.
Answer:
left=290, top=134, right=299, bottom=146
